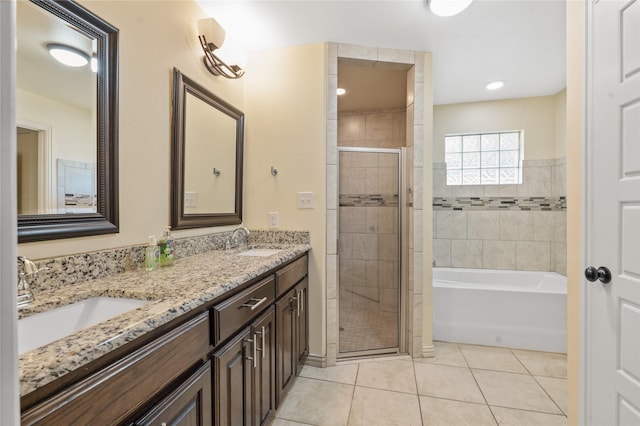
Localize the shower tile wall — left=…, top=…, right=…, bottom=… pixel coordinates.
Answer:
left=338, top=108, right=405, bottom=353
left=339, top=151, right=400, bottom=353
left=338, top=108, right=406, bottom=149
left=433, top=158, right=567, bottom=275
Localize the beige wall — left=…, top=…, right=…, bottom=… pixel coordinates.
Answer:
left=17, top=89, right=94, bottom=166
left=566, top=1, right=584, bottom=424
left=555, top=89, right=567, bottom=158
left=18, top=0, right=245, bottom=259
left=243, top=44, right=327, bottom=358
left=433, top=93, right=565, bottom=162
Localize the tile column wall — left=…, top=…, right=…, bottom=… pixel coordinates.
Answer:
left=326, top=43, right=426, bottom=365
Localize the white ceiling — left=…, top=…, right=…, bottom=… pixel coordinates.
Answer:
left=16, top=1, right=96, bottom=111
left=197, top=0, right=567, bottom=105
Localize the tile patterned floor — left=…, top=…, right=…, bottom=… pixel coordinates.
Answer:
left=270, top=341, right=567, bottom=426
left=339, top=308, right=398, bottom=353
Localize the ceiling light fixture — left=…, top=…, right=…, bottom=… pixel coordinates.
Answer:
left=485, top=80, right=505, bottom=90
left=337, top=88, right=347, bottom=96
left=427, top=0, right=473, bottom=17
left=47, top=43, right=89, bottom=67
left=198, top=18, right=245, bottom=79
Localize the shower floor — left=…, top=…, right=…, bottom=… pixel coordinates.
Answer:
left=339, top=308, right=398, bottom=354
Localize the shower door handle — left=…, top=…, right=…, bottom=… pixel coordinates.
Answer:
left=584, top=266, right=612, bottom=284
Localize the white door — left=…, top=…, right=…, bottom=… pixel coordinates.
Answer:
left=585, top=0, right=640, bottom=424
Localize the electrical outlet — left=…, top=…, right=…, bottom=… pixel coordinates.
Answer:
left=268, top=212, right=279, bottom=228
left=297, top=192, right=314, bottom=209
left=185, top=191, right=197, bottom=207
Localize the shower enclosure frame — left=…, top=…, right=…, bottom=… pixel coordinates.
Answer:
left=336, top=146, right=408, bottom=358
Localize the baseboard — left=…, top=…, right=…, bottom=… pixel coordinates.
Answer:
left=304, top=353, right=326, bottom=368
left=422, top=344, right=435, bottom=358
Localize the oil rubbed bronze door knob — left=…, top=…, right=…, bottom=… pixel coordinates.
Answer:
left=584, top=266, right=612, bottom=284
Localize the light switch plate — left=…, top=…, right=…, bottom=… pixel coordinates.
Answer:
left=268, top=212, right=279, bottom=228
left=185, top=191, right=197, bottom=207
left=297, top=192, right=314, bottom=209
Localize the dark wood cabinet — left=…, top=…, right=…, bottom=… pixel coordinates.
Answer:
left=135, top=361, right=212, bottom=426
left=276, top=288, right=296, bottom=405
left=295, top=277, right=309, bottom=373
left=276, top=277, right=308, bottom=405
left=253, top=308, right=276, bottom=425
left=21, top=313, right=210, bottom=426
left=21, top=252, right=308, bottom=426
left=213, top=327, right=253, bottom=426
left=213, top=307, right=276, bottom=426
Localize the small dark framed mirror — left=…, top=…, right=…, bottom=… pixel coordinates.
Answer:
left=171, top=68, right=244, bottom=229
left=17, top=0, right=118, bottom=242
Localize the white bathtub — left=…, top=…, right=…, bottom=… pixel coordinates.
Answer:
left=433, top=267, right=567, bottom=353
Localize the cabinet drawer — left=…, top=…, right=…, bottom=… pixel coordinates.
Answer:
left=22, top=313, right=210, bottom=426
left=212, top=276, right=275, bottom=346
left=275, top=256, right=307, bottom=298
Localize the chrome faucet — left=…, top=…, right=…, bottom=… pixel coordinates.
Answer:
left=17, top=256, right=48, bottom=308
left=226, top=226, right=250, bottom=251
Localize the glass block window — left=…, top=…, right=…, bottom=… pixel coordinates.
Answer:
left=444, top=131, right=523, bottom=185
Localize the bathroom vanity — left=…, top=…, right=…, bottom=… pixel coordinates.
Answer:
left=19, top=245, right=309, bottom=426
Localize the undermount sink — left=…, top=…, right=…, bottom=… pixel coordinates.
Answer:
left=18, top=297, right=148, bottom=354
left=237, top=248, right=281, bottom=257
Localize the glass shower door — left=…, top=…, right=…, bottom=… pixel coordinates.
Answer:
left=338, top=148, right=402, bottom=356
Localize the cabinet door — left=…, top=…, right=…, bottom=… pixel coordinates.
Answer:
left=295, top=278, right=309, bottom=374
left=253, top=307, right=276, bottom=426
left=135, top=361, right=212, bottom=426
left=275, top=289, right=296, bottom=406
left=213, top=328, right=253, bottom=426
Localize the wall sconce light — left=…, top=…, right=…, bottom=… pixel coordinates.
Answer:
left=198, top=18, right=245, bottom=79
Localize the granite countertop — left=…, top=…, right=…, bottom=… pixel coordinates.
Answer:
left=19, top=243, right=310, bottom=397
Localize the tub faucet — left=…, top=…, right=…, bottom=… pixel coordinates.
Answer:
left=17, top=256, right=48, bottom=308
left=433, top=259, right=437, bottom=267
left=226, top=226, right=250, bottom=251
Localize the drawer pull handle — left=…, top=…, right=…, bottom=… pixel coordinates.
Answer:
left=297, top=289, right=301, bottom=318
left=241, top=296, right=268, bottom=311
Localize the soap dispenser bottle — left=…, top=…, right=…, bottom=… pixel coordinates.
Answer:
left=145, top=235, right=160, bottom=271
left=158, top=226, right=175, bottom=267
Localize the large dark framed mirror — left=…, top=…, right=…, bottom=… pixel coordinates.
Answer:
left=171, top=68, right=244, bottom=229
left=17, top=0, right=118, bottom=243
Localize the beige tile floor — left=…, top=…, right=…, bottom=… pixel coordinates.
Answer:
left=270, top=341, right=567, bottom=426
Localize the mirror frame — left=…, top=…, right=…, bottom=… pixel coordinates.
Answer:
left=17, top=0, right=119, bottom=243
left=171, top=68, right=244, bottom=229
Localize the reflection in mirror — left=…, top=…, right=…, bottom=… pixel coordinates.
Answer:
left=16, top=0, right=118, bottom=242
left=17, top=0, right=97, bottom=215
left=171, top=68, right=244, bottom=229
left=184, top=92, right=236, bottom=214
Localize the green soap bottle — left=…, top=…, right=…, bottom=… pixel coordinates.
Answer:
left=158, top=226, right=175, bottom=267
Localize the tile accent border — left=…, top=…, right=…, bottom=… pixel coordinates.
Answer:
left=339, top=194, right=399, bottom=207
left=434, top=196, right=566, bottom=211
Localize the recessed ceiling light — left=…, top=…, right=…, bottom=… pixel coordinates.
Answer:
left=427, top=0, right=474, bottom=17
left=337, top=88, right=347, bottom=96
left=47, top=43, right=89, bottom=67
left=485, top=80, right=505, bottom=90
